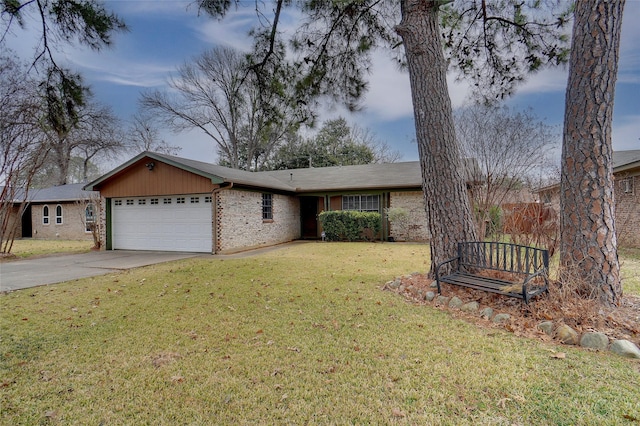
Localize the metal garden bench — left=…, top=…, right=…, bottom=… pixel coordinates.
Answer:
left=434, top=241, right=549, bottom=304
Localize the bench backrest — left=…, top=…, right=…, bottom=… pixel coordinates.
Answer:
left=458, top=241, right=549, bottom=275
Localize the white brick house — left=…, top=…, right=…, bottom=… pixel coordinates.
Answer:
left=85, top=152, right=457, bottom=254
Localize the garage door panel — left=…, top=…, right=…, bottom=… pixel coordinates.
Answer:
left=112, top=195, right=212, bottom=252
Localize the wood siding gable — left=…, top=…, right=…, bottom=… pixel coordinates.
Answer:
left=96, top=157, right=218, bottom=198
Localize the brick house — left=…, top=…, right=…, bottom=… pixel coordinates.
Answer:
left=84, top=152, right=472, bottom=254
left=2, top=184, right=99, bottom=242
left=536, top=150, right=640, bottom=248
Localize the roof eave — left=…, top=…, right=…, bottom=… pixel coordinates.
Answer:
left=84, top=151, right=225, bottom=191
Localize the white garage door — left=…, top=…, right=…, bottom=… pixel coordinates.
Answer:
left=112, top=195, right=213, bottom=252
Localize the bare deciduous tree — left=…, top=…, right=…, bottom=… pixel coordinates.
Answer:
left=141, top=46, right=301, bottom=170
left=127, top=111, right=182, bottom=156
left=455, top=104, right=558, bottom=241
left=0, top=55, right=49, bottom=253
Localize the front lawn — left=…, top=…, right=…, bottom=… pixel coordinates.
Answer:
left=1, top=243, right=638, bottom=424
left=3, top=239, right=93, bottom=259
left=620, top=247, right=640, bottom=296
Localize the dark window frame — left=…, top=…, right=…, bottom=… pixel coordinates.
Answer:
left=262, top=193, right=273, bottom=221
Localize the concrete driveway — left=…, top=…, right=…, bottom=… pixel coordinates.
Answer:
left=0, top=250, right=202, bottom=292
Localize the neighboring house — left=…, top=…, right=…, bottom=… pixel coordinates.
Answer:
left=536, top=150, right=640, bottom=248
left=2, top=184, right=99, bottom=241
left=84, top=152, right=478, bottom=254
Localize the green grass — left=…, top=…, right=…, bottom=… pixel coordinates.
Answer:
left=1, top=243, right=639, bottom=425
left=4, top=239, right=93, bottom=259
left=620, top=247, right=640, bottom=296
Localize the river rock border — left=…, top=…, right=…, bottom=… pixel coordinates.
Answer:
left=384, top=275, right=640, bottom=360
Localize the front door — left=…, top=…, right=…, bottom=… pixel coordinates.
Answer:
left=21, top=204, right=32, bottom=238
left=300, top=197, right=320, bottom=239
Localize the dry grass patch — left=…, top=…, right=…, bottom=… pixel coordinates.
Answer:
left=1, top=242, right=639, bottom=425
left=3, top=239, right=93, bottom=259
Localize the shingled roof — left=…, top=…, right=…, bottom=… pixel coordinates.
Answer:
left=86, top=151, right=478, bottom=193
left=3, top=183, right=97, bottom=203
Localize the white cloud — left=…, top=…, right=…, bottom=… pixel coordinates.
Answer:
left=192, top=10, right=256, bottom=52
left=613, top=115, right=640, bottom=151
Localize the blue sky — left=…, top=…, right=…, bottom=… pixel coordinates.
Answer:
left=4, top=1, right=640, bottom=166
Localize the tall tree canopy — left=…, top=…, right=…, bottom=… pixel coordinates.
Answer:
left=272, top=117, right=400, bottom=169
left=560, top=0, right=625, bottom=306
left=197, top=0, right=572, bottom=273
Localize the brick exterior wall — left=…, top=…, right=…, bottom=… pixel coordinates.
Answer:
left=616, top=175, right=639, bottom=248
left=388, top=191, right=430, bottom=241
left=539, top=174, right=639, bottom=249
left=31, top=202, right=93, bottom=240
left=215, top=189, right=300, bottom=253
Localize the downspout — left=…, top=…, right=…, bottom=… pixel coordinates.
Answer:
left=211, top=182, right=234, bottom=254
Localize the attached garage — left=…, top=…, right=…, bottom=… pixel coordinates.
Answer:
left=111, top=195, right=213, bottom=252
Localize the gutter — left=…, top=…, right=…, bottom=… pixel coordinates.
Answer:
left=211, top=182, right=234, bottom=254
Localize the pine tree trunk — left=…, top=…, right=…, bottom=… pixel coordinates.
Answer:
left=560, top=0, right=625, bottom=306
left=396, top=0, right=477, bottom=276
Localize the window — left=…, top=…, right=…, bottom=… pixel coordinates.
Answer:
left=114, top=200, right=122, bottom=206
left=138, top=199, right=146, bottom=205
left=85, top=203, right=95, bottom=233
left=55, top=205, right=63, bottom=224
left=342, top=195, right=380, bottom=212
left=150, top=198, right=159, bottom=205
left=163, top=198, right=172, bottom=204
left=204, top=196, right=212, bottom=203
left=621, top=177, right=634, bottom=195
left=190, top=197, right=200, bottom=203
left=262, top=193, right=273, bottom=220
left=43, top=205, right=50, bottom=225
left=126, top=199, right=134, bottom=205
left=176, top=197, right=185, bottom=204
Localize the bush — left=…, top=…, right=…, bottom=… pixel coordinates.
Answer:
left=385, top=207, right=410, bottom=241
left=474, top=204, right=503, bottom=239
left=319, top=211, right=381, bottom=241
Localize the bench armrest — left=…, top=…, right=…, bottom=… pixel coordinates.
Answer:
left=522, top=267, right=549, bottom=302
left=434, top=256, right=459, bottom=294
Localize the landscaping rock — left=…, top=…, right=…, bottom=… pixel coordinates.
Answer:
left=425, top=291, right=436, bottom=302
left=538, top=321, right=554, bottom=336
left=436, top=296, right=450, bottom=306
left=480, top=307, right=494, bottom=320
left=398, top=284, right=406, bottom=293
left=493, top=313, right=511, bottom=324
left=461, top=301, right=480, bottom=313
left=386, top=280, right=400, bottom=290
left=580, top=332, right=609, bottom=350
left=555, top=324, right=579, bottom=345
left=449, top=297, right=463, bottom=309
left=609, top=340, right=640, bottom=359
left=429, top=281, right=438, bottom=289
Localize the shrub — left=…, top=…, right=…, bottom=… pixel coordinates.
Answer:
left=319, top=211, right=381, bottom=241
left=385, top=207, right=410, bottom=241
left=474, top=204, right=503, bottom=239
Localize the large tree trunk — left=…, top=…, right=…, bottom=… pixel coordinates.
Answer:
left=51, top=141, right=72, bottom=186
left=396, top=0, right=477, bottom=276
left=560, top=0, right=624, bottom=306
